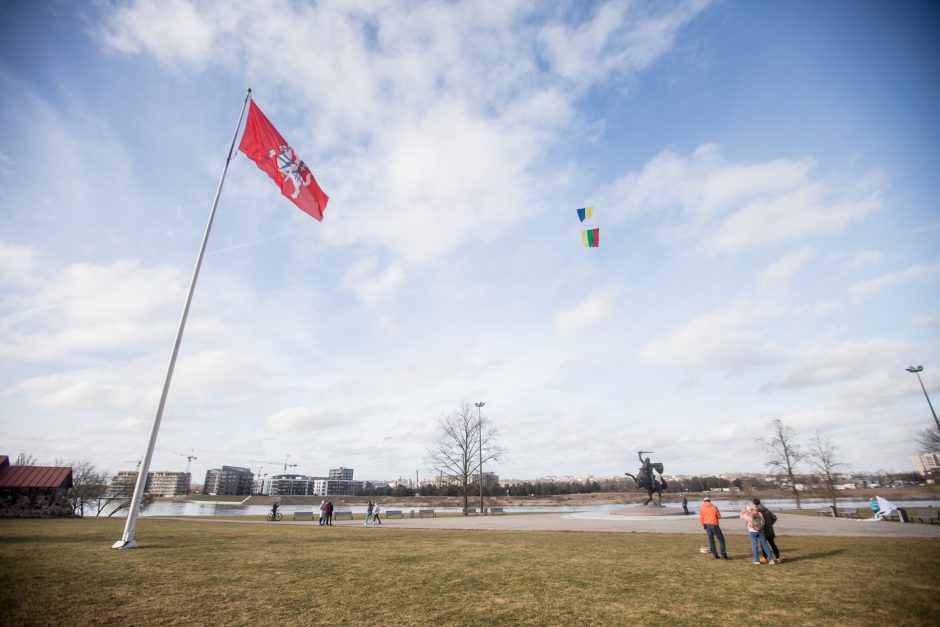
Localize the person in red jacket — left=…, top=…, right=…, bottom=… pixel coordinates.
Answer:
left=699, top=497, right=729, bottom=560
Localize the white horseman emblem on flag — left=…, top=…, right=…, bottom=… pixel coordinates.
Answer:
left=269, top=144, right=313, bottom=199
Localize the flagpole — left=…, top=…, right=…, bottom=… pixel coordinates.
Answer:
left=113, top=88, right=253, bottom=549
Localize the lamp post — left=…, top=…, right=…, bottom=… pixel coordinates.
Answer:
left=475, top=401, right=485, bottom=515
left=906, top=366, right=939, bottom=431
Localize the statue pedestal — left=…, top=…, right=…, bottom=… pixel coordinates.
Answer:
left=610, top=506, right=688, bottom=517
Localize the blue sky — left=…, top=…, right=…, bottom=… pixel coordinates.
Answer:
left=1, top=0, right=938, bottom=483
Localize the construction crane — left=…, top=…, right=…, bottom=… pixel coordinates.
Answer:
left=250, top=454, right=298, bottom=474
left=171, top=450, right=198, bottom=475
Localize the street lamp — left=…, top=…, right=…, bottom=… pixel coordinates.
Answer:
left=906, top=366, right=939, bottom=431
left=475, top=401, right=485, bottom=515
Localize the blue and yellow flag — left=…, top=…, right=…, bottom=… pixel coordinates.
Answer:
left=576, top=206, right=593, bottom=222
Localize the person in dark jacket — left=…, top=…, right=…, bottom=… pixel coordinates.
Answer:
left=753, top=498, right=781, bottom=563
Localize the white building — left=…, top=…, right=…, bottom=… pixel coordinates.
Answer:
left=913, top=452, right=940, bottom=475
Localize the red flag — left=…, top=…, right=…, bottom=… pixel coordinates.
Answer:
left=238, top=100, right=329, bottom=221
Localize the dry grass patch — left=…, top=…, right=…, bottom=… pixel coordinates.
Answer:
left=1, top=518, right=938, bottom=625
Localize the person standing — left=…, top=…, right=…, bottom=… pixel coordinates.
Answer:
left=699, top=497, right=729, bottom=560
left=365, top=501, right=374, bottom=526
left=319, top=499, right=326, bottom=525
left=740, top=504, right=775, bottom=565
left=326, top=500, right=334, bottom=526
left=869, top=496, right=880, bottom=516
left=753, top=498, right=781, bottom=563
left=681, top=495, right=689, bottom=515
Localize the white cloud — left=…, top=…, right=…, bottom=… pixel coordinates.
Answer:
left=341, top=258, right=404, bottom=305
left=0, top=257, right=183, bottom=362
left=762, top=338, right=909, bottom=391
left=98, top=0, right=710, bottom=267
left=266, top=406, right=333, bottom=433
left=598, top=144, right=881, bottom=254
left=552, top=291, right=616, bottom=336
left=640, top=297, right=784, bottom=372
left=840, top=250, right=882, bottom=273
left=851, top=258, right=940, bottom=301
left=759, top=246, right=815, bottom=285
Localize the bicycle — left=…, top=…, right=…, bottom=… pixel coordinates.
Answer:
left=266, top=510, right=283, bottom=521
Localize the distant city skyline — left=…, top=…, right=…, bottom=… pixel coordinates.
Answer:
left=1, top=1, right=938, bottom=482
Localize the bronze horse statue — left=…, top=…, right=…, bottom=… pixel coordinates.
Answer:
left=625, top=451, right=667, bottom=505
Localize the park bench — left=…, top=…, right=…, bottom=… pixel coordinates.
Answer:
left=490, top=507, right=505, bottom=515
left=292, top=511, right=314, bottom=521
left=332, top=510, right=354, bottom=520
left=384, top=510, right=403, bottom=519
left=913, top=510, right=939, bottom=524
left=418, top=509, right=436, bottom=518
left=463, top=508, right=477, bottom=515
left=835, top=508, right=860, bottom=519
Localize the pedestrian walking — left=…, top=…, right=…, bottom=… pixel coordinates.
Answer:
left=753, top=498, right=781, bottom=563
left=681, top=495, right=689, bottom=515
left=319, top=499, right=326, bottom=525
left=365, top=500, right=374, bottom=525
left=372, top=502, right=381, bottom=525
left=699, top=496, right=729, bottom=560
left=740, top=503, right=775, bottom=565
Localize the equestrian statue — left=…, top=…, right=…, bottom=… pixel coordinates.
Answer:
left=625, top=450, right=667, bottom=506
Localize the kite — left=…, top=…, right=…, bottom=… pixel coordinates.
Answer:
left=581, top=228, right=600, bottom=248
left=576, top=206, right=593, bottom=222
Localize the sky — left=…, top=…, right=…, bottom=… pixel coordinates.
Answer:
left=1, top=0, right=938, bottom=484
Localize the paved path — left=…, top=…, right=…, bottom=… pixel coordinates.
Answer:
left=159, top=511, right=940, bottom=538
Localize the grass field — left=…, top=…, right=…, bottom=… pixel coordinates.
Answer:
left=2, top=518, right=938, bottom=626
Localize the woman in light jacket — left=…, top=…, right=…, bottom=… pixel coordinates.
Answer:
left=739, top=503, right=775, bottom=565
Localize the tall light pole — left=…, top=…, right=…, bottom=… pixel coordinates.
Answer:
left=475, top=401, right=485, bottom=515
left=906, top=366, right=939, bottom=431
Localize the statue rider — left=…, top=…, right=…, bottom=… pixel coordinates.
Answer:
left=638, top=451, right=654, bottom=488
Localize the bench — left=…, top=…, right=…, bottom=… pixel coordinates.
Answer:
left=914, top=510, right=940, bottom=524
left=384, top=510, right=403, bottom=519
left=835, top=508, right=860, bottom=519
left=332, top=510, right=354, bottom=520
left=490, top=507, right=505, bottom=515
left=292, top=511, right=314, bottom=521
left=463, top=508, right=477, bottom=515
left=817, top=510, right=833, bottom=517
left=418, top=509, right=436, bottom=518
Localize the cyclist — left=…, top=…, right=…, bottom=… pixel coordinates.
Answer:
left=271, top=500, right=280, bottom=519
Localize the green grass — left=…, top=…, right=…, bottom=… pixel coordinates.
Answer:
left=2, top=518, right=938, bottom=626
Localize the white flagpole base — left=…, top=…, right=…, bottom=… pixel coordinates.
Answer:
left=112, top=537, right=139, bottom=550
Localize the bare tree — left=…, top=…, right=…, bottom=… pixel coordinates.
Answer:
left=60, top=459, right=108, bottom=517
left=807, top=432, right=849, bottom=509
left=759, top=419, right=805, bottom=509
left=14, top=452, right=40, bottom=466
left=915, top=426, right=940, bottom=452
left=426, top=402, right=503, bottom=515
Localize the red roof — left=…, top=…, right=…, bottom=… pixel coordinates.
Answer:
left=0, top=457, right=73, bottom=490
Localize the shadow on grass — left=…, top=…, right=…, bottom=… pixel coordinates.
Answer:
left=778, top=548, right=846, bottom=563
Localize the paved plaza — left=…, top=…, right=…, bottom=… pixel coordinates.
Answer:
left=168, top=510, right=940, bottom=539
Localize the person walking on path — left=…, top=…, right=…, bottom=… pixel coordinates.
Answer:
left=325, top=500, right=334, bottom=526
left=365, top=501, right=374, bottom=526
left=753, top=498, right=781, bottom=563
left=740, top=503, right=775, bottom=565
left=319, top=500, right=326, bottom=525
left=372, top=502, right=382, bottom=525
left=699, top=497, right=729, bottom=560
left=681, top=495, right=689, bottom=515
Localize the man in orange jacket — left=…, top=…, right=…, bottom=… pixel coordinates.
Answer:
left=699, top=496, right=730, bottom=560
